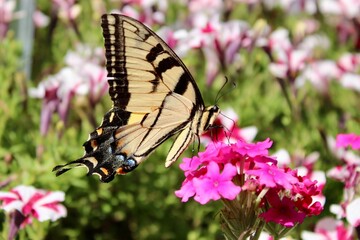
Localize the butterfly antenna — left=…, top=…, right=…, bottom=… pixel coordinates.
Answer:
left=214, top=76, right=237, bottom=105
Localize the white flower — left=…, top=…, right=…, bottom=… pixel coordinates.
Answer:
left=0, top=185, right=67, bottom=226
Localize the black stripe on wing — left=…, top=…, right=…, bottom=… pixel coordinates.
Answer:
left=83, top=108, right=130, bottom=153
left=101, top=15, right=130, bottom=108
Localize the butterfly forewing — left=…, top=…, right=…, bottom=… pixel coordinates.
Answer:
left=102, top=14, right=204, bottom=111
left=53, top=14, right=219, bottom=182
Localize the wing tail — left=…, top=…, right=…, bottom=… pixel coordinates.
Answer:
left=52, top=159, right=89, bottom=177
left=53, top=156, right=118, bottom=183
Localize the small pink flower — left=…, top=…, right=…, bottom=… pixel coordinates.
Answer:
left=319, top=0, right=360, bottom=19
left=234, top=138, right=273, bottom=157
left=33, top=10, right=49, bottom=28
left=337, top=53, right=360, bottom=73
left=0, top=0, right=17, bottom=38
left=260, top=27, right=316, bottom=82
left=189, top=0, right=223, bottom=15
left=336, top=133, right=360, bottom=150
left=301, top=217, right=354, bottom=240
left=246, top=163, right=298, bottom=189
left=52, top=0, right=81, bottom=21
left=269, top=47, right=309, bottom=79
left=346, top=198, right=360, bottom=227
left=183, top=14, right=252, bottom=85
left=259, top=28, right=292, bottom=54
left=297, top=34, right=330, bottom=52
left=260, top=190, right=306, bottom=227
left=118, top=0, right=167, bottom=26
left=192, top=162, right=241, bottom=204
left=273, top=150, right=327, bottom=207
left=178, top=156, right=202, bottom=173
left=319, top=0, right=360, bottom=49
left=292, top=176, right=323, bottom=216
left=339, top=73, right=360, bottom=92
left=174, top=177, right=197, bottom=203
left=295, top=60, right=341, bottom=94
left=328, top=135, right=360, bottom=166
left=157, top=27, right=183, bottom=51
left=29, top=68, right=84, bottom=135
left=260, top=0, right=318, bottom=14
left=327, top=165, right=350, bottom=183
left=0, top=185, right=67, bottom=227
left=328, top=163, right=359, bottom=191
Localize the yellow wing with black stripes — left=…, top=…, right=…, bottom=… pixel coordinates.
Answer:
left=53, top=14, right=220, bottom=182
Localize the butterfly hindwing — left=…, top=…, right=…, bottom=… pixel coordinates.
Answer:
left=53, top=14, right=220, bottom=182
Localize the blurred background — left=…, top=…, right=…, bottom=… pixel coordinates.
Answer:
left=0, top=0, right=359, bottom=239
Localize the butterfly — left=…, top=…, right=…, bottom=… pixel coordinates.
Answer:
left=53, top=14, right=220, bottom=182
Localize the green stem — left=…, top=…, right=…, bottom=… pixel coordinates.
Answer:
left=275, top=77, right=300, bottom=121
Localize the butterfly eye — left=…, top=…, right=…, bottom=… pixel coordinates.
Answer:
left=211, top=105, right=220, bottom=114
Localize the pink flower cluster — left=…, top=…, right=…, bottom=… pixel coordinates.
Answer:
left=325, top=133, right=360, bottom=228
left=0, top=185, right=67, bottom=227
left=297, top=53, right=360, bottom=94
left=0, top=0, right=71, bottom=39
left=52, top=0, right=81, bottom=22
left=273, top=150, right=327, bottom=207
left=182, top=14, right=252, bottom=85
left=259, top=24, right=360, bottom=94
left=154, top=1, right=259, bottom=85
left=0, top=0, right=19, bottom=39
left=29, top=44, right=107, bottom=135
left=261, top=28, right=314, bottom=82
left=175, top=139, right=323, bottom=227
left=148, top=0, right=360, bottom=87
left=111, top=0, right=168, bottom=26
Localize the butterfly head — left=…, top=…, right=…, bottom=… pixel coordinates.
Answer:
left=201, top=105, right=220, bottom=132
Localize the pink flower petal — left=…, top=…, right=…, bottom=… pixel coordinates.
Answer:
left=336, top=133, right=360, bottom=150
left=346, top=198, right=360, bottom=227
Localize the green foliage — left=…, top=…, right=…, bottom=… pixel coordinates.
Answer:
left=1, top=1, right=359, bottom=240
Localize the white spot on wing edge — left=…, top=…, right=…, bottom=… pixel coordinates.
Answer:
left=106, top=15, right=116, bottom=25
left=84, top=156, right=99, bottom=168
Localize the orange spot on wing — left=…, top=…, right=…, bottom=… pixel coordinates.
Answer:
left=96, top=128, right=103, bottom=135
left=91, top=140, right=98, bottom=150
left=100, top=167, right=109, bottom=175
left=116, top=168, right=127, bottom=175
